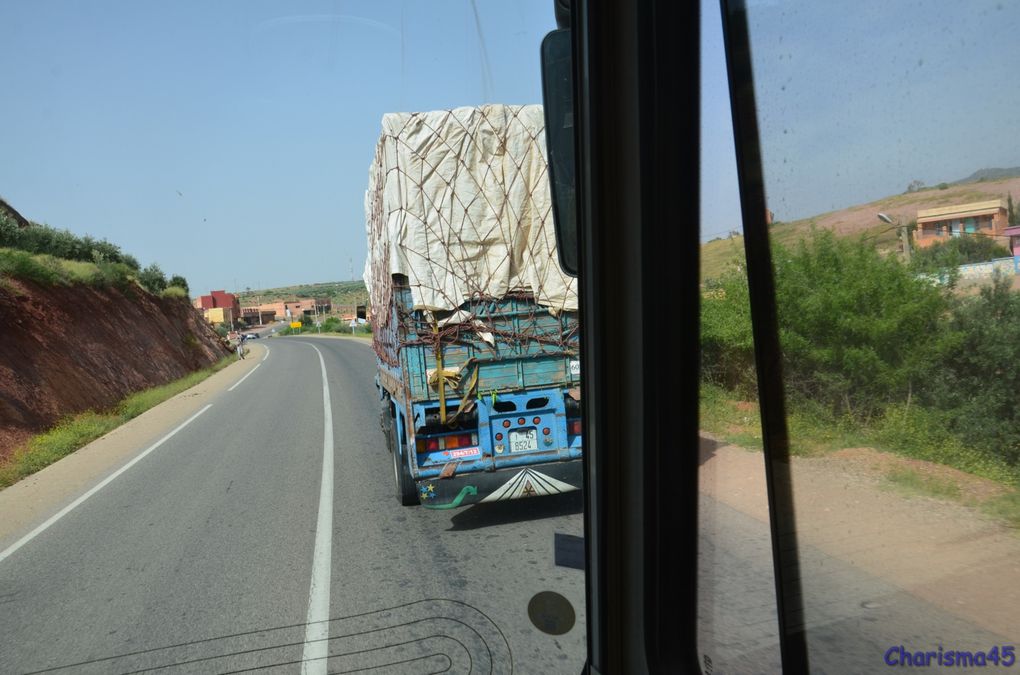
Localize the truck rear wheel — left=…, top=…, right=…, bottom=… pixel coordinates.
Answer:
left=391, top=426, right=419, bottom=506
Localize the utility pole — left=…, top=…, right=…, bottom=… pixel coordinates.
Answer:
left=899, top=224, right=912, bottom=264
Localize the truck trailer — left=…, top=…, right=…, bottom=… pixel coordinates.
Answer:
left=364, top=104, right=582, bottom=508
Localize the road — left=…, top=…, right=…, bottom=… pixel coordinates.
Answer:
left=0, top=337, right=586, bottom=674
left=1, top=335, right=1013, bottom=674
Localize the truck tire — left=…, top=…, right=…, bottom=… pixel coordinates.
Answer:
left=380, top=399, right=394, bottom=454
left=391, top=432, right=419, bottom=506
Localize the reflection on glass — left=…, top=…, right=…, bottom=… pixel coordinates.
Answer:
left=726, top=0, right=1020, bottom=670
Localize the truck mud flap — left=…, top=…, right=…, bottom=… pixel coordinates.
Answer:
left=417, top=459, right=582, bottom=510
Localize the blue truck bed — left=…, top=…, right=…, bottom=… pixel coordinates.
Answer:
left=375, top=280, right=583, bottom=508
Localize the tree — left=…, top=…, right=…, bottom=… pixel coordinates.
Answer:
left=167, top=274, right=190, bottom=294
left=905, top=179, right=925, bottom=193
left=772, top=231, right=951, bottom=417
left=138, top=263, right=168, bottom=293
left=926, top=276, right=1020, bottom=466
left=911, top=235, right=1011, bottom=274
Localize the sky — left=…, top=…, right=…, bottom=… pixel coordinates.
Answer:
left=2, top=1, right=1019, bottom=294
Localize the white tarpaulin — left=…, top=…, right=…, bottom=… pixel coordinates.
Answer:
left=364, top=105, right=578, bottom=323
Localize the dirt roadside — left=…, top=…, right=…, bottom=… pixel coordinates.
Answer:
left=0, top=343, right=267, bottom=552
left=699, top=434, right=1020, bottom=642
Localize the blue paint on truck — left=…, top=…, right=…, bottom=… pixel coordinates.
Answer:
left=376, top=285, right=582, bottom=508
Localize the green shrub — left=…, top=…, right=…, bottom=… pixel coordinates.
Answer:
left=138, top=263, right=168, bottom=293
left=0, top=248, right=65, bottom=285
left=160, top=285, right=189, bottom=299
left=0, top=213, right=140, bottom=269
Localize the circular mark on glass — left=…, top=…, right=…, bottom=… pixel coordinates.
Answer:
left=527, top=590, right=576, bottom=635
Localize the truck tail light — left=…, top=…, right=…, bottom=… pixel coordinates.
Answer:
left=445, top=434, right=474, bottom=450
left=569, top=420, right=582, bottom=436
left=426, top=438, right=440, bottom=452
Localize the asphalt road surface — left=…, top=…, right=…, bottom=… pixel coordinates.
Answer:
left=0, top=337, right=586, bottom=674
left=1, top=336, right=1011, bottom=674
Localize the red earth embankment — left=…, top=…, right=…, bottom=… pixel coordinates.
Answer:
left=0, top=278, right=230, bottom=459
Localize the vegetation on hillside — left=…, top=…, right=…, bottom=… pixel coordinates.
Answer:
left=0, top=210, right=189, bottom=297
left=279, top=314, right=372, bottom=336
left=911, top=236, right=1011, bottom=274
left=702, top=231, right=1020, bottom=487
left=236, top=280, right=368, bottom=309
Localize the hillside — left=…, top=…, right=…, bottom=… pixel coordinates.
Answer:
left=0, top=276, right=229, bottom=459
left=702, top=175, right=1020, bottom=280
left=236, top=280, right=368, bottom=308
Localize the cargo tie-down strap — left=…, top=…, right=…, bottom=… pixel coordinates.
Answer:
left=428, top=322, right=480, bottom=426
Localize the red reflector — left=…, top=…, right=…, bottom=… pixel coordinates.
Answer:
left=502, top=419, right=511, bottom=428
left=543, top=427, right=551, bottom=436
left=570, top=420, right=582, bottom=435
left=518, top=417, right=526, bottom=425
left=495, top=433, right=503, bottom=441
left=533, top=416, right=541, bottom=424
left=458, top=434, right=472, bottom=447
left=426, top=438, right=439, bottom=451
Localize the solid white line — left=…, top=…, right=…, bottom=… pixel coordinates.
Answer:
left=0, top=404, right=213, bottom=565
left=262, top=346, right=270, bottom=362
left=227, top=363, right=261, bottom=391
left=301, top=345, right=334, bottom=674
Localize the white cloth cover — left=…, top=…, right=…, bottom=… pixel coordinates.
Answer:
left=364, top=105, right=578, bottom=325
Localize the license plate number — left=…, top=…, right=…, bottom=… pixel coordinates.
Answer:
left=509, top=429, right=538, bottom=453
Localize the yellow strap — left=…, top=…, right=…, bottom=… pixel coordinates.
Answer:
left=446, top=365, right=479, bottom=426
left=433, top=323, right=446, bottom=424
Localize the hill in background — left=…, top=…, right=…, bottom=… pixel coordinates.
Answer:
left=702, top=172, right=1020, bottom=281
left=236, top=280, right=368, bottom=308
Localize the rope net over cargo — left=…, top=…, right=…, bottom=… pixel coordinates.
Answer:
left=364, top=104, right=578, bottom=362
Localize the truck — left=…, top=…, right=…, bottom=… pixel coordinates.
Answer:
left=364, top=104, right=583, bottom=509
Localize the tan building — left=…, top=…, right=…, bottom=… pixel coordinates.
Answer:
left=914, top=199, right=1009, bottom=249
left=244, top=298, right=322, bottom=321
left=203, top=306, right=236, bottom=326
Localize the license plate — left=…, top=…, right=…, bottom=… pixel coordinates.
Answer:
left=509, top=428, right=539, bottom=453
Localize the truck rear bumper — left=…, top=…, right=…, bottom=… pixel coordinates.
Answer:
left=417, top=458, right=583, bottom=509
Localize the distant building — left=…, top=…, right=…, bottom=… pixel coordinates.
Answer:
left=194, top=290, right=241, bottom=327
left=203, top=306, right=236, bottom=326
left=914, top=199, right=1009, bottom=249
left=241, top=307, right=276, bottom=326
left=1004, top=225, right=1020, bottom=257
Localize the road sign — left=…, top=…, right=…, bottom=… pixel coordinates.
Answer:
left=290, top=321, right=302, bottom=329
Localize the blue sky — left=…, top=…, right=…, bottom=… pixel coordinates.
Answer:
left=2, top=1, right=1017, bottom=294
left=0, top=1, right=556, bottom=294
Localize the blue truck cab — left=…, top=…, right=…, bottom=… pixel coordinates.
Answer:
left=376, top=277, right=582, bottom=508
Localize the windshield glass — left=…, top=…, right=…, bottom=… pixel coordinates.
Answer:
left=0, top=2, right=586, bottom=672
left=704, top=0, right=1020, bottom=670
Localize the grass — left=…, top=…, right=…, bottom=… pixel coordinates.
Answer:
left=279, top=322, right=373, bottom=337
left=701, top=382, right=1020, bottom=528
left=884, top=467, right=961, bottom=500
left=0, top=356, right=234, bottom=489
left=160, top=285, right=189, bottom=299
left=0, top=247, right=137, bottom=288
left=983, top=490, right=1020, bottom=529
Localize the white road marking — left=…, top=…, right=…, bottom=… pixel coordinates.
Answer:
left=262, top=346, right=270, bottom=362
left=227, top=363, right=261, bottom=391
left=301, top=345, right=334, bottom=674
left=0, top=404, right=213, bottom=565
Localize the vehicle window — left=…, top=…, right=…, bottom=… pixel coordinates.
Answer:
left=698, top=1, right=782, bottom=671
left=723, top=0, right=1020, bottom=670
left=0, top=2, right=586, bottom=673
